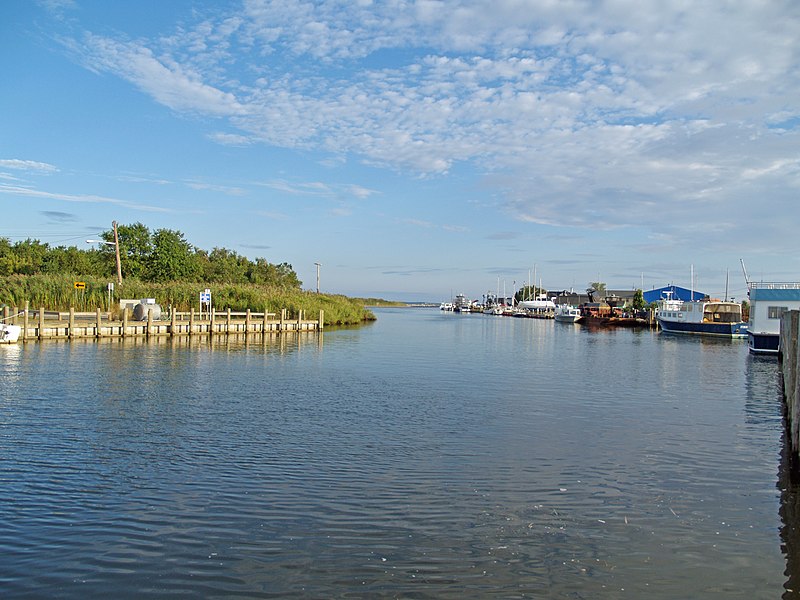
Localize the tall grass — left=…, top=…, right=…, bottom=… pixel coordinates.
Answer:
left=0, top=274, right=375, bottom=325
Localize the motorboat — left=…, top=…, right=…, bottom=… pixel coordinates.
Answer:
left=554, top=305, right=581, bottom=323
left=656, top=291, right=747, bottom=338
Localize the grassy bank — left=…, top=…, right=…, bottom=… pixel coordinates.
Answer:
left=0, top=274, right=375, bottom=326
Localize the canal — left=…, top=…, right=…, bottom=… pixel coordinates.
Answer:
left=0, top=307, right=793, bottom=598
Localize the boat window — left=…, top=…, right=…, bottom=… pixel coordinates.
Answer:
left=768, top=306, right=789, bottom=319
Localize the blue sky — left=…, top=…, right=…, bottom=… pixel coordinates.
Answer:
left=2, top=0, right=799, bottom=302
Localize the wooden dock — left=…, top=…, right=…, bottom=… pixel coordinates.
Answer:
left=2, top=305, right=323, bottom=341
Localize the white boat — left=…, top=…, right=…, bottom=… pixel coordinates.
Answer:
left=656, top=291, right=747, bottom=338
left=517, top=295, right=556, bottom=313
left=554, top=305, right=581, bottom=323
left=439, top=302, right=454, bottom=311
left=453, top=294, right=472, bottom=313
left=0, top=323, right=21, bottom=343
left=746, top=281, right=800, bottom=354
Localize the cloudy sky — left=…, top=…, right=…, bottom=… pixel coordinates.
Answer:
left=2, top=0, right=798, bottom=301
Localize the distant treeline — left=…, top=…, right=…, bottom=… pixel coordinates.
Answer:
left=0, top=223, right=377, bottom=325
left=0, top=222, right=301, bottom=288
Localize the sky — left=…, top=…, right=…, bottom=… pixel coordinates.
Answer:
left=2, top=0, right=799, bottom=302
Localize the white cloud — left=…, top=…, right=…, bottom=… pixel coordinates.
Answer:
left=0, top=159, right=59, bottom=172
left=60, top=0, right=800, bottom=245
left=0, top=183, right=172, bottom=213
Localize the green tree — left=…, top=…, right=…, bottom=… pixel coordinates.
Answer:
left=206, top=247, right=249, bottom=283
left=147, top=228, right=197, bottom=282
left=104, top=222, right=152, bottom=280
left=632, top=289, right=646, bottom=311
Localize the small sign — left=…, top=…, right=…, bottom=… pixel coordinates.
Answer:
left=74, top=281, right=86, bottom=289
left=200, top=292, right=211, bottom=303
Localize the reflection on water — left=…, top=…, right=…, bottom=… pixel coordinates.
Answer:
left=0, top=309, right=793, bottom=598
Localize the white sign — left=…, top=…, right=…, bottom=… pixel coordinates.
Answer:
left=200, top=292, right=211, bottom=303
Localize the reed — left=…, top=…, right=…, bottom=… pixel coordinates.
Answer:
left=0, top=275, right=376, bottom=325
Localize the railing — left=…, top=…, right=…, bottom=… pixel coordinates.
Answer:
left=748, top=282, right=800, bottom=290
left=0, top=304, right=323, bottom=341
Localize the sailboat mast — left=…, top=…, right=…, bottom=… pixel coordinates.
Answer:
left=725, top=269, right=729, bottom=301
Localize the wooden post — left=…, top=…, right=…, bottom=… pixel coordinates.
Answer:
left=226, top=307, right=232, bottom=334
left=171, top=309, right=177, bottom=337
left=2, top=306, right=8, bottom=324
left=147, top=308, right=153, bottom=337
left=96, top=307, right=103, bottom=338
left=210, top=309, right=215, bottom=336
left=39, top=306, right=45, bottom=340
left=12, top=306, right=18, bottom=325
left=23, top=301, right=29, bottom=341
left=68, top=307, right=75, bottom=339
left=122, top=307, right=128, bottom=337
left=319, top=310, right=324, bottom=330
left=263, top=309, right=268, bottom=334
left=189, top=308, right=195, bottom=336
left=280, top=308, right=286, bottom=331
left=245, top=308, right=251, bottom=333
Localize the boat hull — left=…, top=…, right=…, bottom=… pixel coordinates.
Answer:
left=658, top=319, right=748, bottom=338
left=748, top=331, right=779, bottom=354
left=0, top=324, right=21, bottom=343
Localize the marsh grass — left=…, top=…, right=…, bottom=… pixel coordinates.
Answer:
left=0, top=275, right=376, bottom=325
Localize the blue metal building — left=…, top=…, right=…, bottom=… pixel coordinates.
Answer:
left=643, top=285, right=708, bottom=304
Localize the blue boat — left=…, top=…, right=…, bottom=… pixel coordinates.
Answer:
left=657, top=291, right=748, bottom=338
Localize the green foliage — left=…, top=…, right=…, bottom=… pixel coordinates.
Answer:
left=1, top=224, right=302, bottom=289
left=588, top=281, right=607, bottom=293
left=0, top=225, right=377, bottom=324
left=0, top=275, right=375, bottom=325
left=632, top=289, right=646, bottom=310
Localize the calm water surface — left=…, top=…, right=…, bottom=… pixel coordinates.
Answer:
left=0, top=307, right=793, bottom=598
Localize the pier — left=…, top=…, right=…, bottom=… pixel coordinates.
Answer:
left=780, top=310, right=800, bottom=456
left=2, top=304, right=322, bottom=342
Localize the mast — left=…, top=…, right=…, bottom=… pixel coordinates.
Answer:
left=725, top=269, right=729, bottom=301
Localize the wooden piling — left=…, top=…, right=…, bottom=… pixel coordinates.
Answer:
left=189, top=308, right=195, bottom=336
left=39, top=307, right=45, bottom=340
left=68, top=308, right=75, bottom=339
left=96, top=307, right=103, bottom=338
left=23, top=302, right=29, bottom=341
left=781, top=311, right=800, bottom=458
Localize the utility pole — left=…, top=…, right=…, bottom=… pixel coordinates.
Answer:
left=315, top=262, right=321, bottom=293
left=113, top=221, right=122, bottom=285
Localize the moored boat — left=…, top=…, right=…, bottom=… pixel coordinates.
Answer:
left=554, top=305, right=582, bottom=323
left=656, top=291, right=747, bottom=338
left=746, top=281, right=800, bottom=354
left=0, top=323, right=21, bottom=343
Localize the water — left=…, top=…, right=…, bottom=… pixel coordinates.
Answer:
left=0, top=307, right=793, bottom=598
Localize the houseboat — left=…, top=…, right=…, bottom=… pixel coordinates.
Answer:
left=746, top=281, right=800, bottom=354
left=656, top=291, right=748, bottom=338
